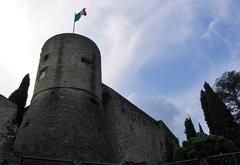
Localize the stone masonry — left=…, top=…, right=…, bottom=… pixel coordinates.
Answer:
left=0, top=94, right=17, bottom=160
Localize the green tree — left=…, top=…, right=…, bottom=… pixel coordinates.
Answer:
left=214, top=70, right=240, bottom=122
left=175, top=135, right=238, bottom=161
left=200, top=82, right=239, bottom=145
left=8, top=74, right=30, bottom=125
left=184, top=117, right=197, bottom=140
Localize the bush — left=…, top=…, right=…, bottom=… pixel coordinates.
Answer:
left=175, top=135, right=238, bottom=161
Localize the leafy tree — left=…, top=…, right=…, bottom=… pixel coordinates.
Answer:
left=200, top=82, right=239, bottom=145
left=184, top=117, right=197, bottom=140
left=175, top=135, right=238, bottom=161
left=214, top=70, right=240, bottom=122
left=8, top=74, right=30, bottom=125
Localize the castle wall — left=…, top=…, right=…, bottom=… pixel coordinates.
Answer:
left=157, top=120, right=180, bottom=162
left=102, top=85, right=179, bottom=165
left=0, top=94, right=17, bottom=159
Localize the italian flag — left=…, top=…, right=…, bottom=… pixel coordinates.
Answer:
left=74, top=8, right=87, bottom=22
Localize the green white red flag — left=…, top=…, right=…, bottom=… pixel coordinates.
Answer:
left=74, top=8, right=87, bottom=22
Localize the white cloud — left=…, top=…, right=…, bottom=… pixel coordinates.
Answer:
left=97, top=0, right=195, bottom=89
left=201, top=18, right=231, bottom=48
left=201, top=19, right=218, bottom=39
left=224, top=49, right=240, bottom=71
left=0, top=1, right=38, bottom=98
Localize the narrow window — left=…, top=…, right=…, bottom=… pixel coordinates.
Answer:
left=42, top=54, right=49, bottom=63
left=39, top=67, right=47, bottom=80
left=23, top=121, right=29, bottom=128
left=90, top=98, right=99, bottom=106
left=81, top=57, right=92, bottom=65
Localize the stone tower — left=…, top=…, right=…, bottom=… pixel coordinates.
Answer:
left=14, top=33, right=107, bottom=161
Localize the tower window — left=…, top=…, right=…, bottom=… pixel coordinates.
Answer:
left=39, top=67, right=47, bottom=80
left=23, top=121, right=29, bottom=128
left=90, top=98, right=99, bottom=106
left=42, top=54, right=49, bottom=63
left=81, top=57, right=92, bottom=65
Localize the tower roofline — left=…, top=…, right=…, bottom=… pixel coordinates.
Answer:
left=42, top=33, right=100, bottom=53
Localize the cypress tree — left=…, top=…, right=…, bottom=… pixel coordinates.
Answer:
left=200, top=82, right=239, bottom=143
left=8, top=74, right=30, bottom=125
left=198, top=123, right=204, bottom=134
left=184, top=116, right=197, bottom=140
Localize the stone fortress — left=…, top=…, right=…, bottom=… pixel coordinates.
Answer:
left=0, top=33, right=179, bottom=165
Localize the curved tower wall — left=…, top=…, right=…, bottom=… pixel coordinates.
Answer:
left=14, top=34, right=107, bottom=161
left=34, top=33, right=102, bottom=99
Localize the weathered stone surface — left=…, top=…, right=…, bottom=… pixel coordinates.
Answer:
left=14, top=88, right=107, bottom=161
left=102, top=85, right=179, bottom=165
left=0, top=94, right=17, bottom=159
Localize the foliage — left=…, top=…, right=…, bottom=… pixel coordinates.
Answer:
left=175, top=135, right=238, bottom=161
left=200, top=82, right=239, bottom=146
left=8, top=74, right=30, bottom=125
left=184, top=117, right=197, bottom=140
left=214, top=70, right=240, bottom=122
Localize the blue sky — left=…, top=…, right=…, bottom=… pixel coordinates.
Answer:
left=0, top=0, right=240, bottom=142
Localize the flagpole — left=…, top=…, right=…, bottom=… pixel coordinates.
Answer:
left=73, top=13, right=76, bottom=33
